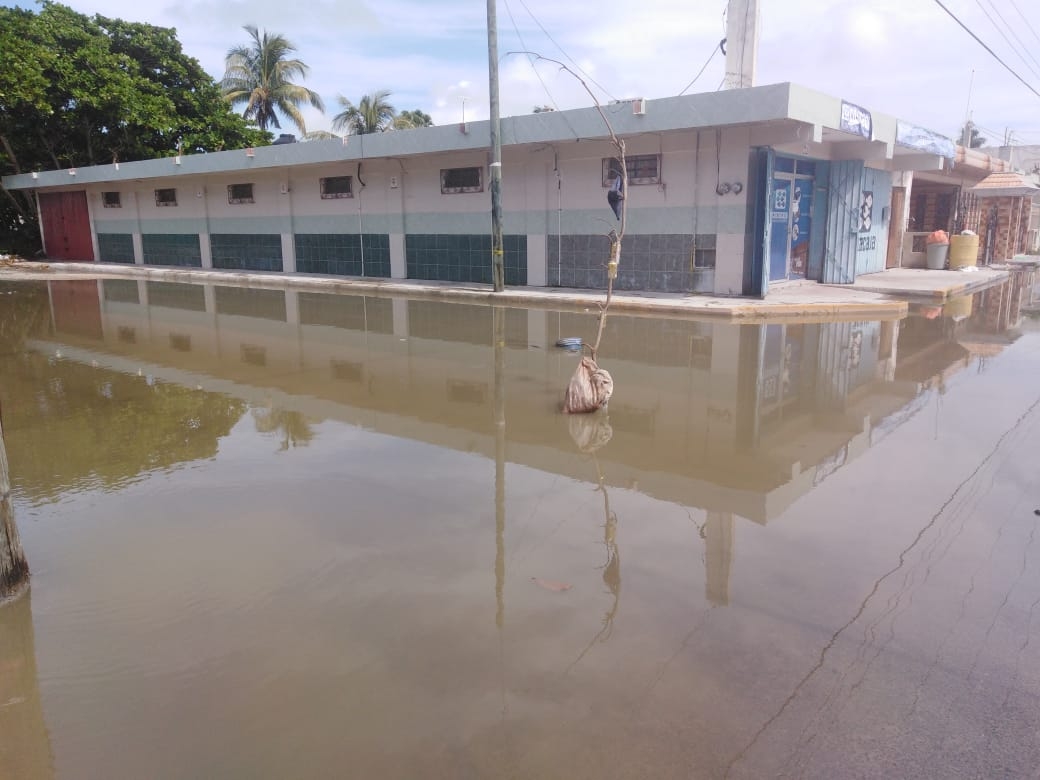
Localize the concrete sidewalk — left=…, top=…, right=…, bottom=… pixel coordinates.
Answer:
left=847, top=266, right=1010, bottom=301
left=0, top=259, right=1013, bottom=322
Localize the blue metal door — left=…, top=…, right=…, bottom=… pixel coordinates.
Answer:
left=769, top=179, right=791, bottom=282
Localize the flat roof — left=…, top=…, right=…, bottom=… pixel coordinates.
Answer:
left=3, top=82, right=944, bottom=191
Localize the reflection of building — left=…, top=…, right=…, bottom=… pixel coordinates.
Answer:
left=17, top=278, right=1029, bottom=599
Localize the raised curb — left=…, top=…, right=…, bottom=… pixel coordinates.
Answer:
left=0, top=261, right=908, bottom=322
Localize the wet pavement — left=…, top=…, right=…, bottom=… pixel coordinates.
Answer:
left=0, top=275, right=1038, bottom=779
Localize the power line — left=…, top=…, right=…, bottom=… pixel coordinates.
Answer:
left=1007, top=0, right=1040, bottom=50
left=931, top=0, right=1040, bottom=101
left=678, top=40, right=725, bottom=96
left=515, top=0, right=617, bottom=102
left=502, top=0, right=559, bottom=110
left=974, top=0, right=1040, bottom=80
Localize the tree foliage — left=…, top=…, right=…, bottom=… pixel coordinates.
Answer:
left=333, top=90, right=397, bottom=135
left=0, top=2, right=268, bottom=255
left=393, top=109, right=434, bottom=129
left=221, top=25, right=324, bottom=134
left=959, top=121, right=986, bottom=149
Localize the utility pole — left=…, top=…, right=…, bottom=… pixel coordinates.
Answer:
left=723, top=0, right=761, bottom=89
left=487, top=0, right=505, bottom=291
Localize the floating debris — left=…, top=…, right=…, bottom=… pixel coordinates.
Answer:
left=555, top=337, right=583, bottom=351
left=531, top=577, right=573, bottom=592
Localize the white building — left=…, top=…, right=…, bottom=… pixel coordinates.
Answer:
left=4, top=82, right=970, bottom=297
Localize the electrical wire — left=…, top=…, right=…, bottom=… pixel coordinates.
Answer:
left=1007, top=0, right=1040, bottom=50
left=678, top=40, right=725, bottom=96
left=931, top=0, right=1040, bottom=101
left=502, top=0, right=559, bottom=111
left=516, top=0, right=618, bottom=102
left=973, top=0, right=1040, bottom=81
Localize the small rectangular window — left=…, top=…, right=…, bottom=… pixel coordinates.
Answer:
left=102, top=191, right=121, bottom=208
left=155, top=188, right=178, bottom=207
left=441, top=167, right=482, bottom=194
left=320, top=176, right=353, bottom=199
left=227, top=183, right=254, bottom=204
left=601, top=154, right=661, bottom=186
left=693, top=234, right=716, bottom=269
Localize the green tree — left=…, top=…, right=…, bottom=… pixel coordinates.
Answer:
left=393, top=109, right=433, bottom=129
left=0, top=2, right=267, bottom=255
left=959, top=121, right=986, bottom=149
left=221, top=25, right=324, bottom=134
left=333, top=90, right=396, bottom=135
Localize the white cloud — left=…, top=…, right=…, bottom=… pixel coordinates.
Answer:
left=20, top=0, right=1040, bottom=140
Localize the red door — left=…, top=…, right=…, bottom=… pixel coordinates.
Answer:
left=38, top=191, right=94, bottom=262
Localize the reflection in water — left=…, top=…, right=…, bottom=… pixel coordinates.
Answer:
left=251, top=407, right=314, bottom=450
left=0, top=272, right=1037, bottom=778
left=0, top=592, right=53, bottom=779
left=566, top=413, right=622, bottom=667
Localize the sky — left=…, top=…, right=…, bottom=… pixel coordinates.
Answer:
left=6, top=0, right=1040, bottom=147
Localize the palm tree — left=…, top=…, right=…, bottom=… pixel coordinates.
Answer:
left=332, top=90, right=396, bottom=135
left=221, top=25, right=325, bottom=134
left=393, top=109, right=433, bottom=129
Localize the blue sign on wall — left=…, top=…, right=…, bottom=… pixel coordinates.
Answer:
left=840, top=101, right=872, bottom=139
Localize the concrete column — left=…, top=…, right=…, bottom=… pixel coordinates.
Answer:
left=281, top=233, right=296, bottom=273
left=526, top=234, right=547, bottom=286
left=390, top=232, right=407, bottom=278
left=199, top=233, right=213, bottom=269
left=132, top=232, right=144, bottom=265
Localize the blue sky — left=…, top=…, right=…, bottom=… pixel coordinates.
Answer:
left=6, top=0, right=1040, bottom=146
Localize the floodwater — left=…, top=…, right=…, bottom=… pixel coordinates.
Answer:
left=1, top=276, right=1039, bottom=779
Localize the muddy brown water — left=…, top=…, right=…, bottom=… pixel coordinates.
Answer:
left=1, top=277, right=1039, bottom=779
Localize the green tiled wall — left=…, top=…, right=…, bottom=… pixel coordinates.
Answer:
left=406, top=234, right=527, bottom=285
left=142, top=234, right=202, bottom=267
left=547, top=234, right=715, bottom=293
left=210, top=234, right=283, bottom=272
left=97, top=233, right=135, bottom=264
left=295, top=234, right=391, bottom=277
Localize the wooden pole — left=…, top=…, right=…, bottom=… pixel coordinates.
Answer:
left=0, top=406, right=29, bottom=603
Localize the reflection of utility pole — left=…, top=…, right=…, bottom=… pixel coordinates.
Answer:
left=704, top=511, right=733, bottom=606
left=493, top=307, right=506, bottom=630
left=493, top=306, right=507, bottom=718
left=0, top=593, right=53, bottom=779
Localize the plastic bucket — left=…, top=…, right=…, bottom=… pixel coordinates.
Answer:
left=926, top=243, right=949, bottom=270
left=949, top=234, right=980, bottom=269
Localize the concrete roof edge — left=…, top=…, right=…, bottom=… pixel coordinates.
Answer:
left=11, top=82, right=947, bottom=191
